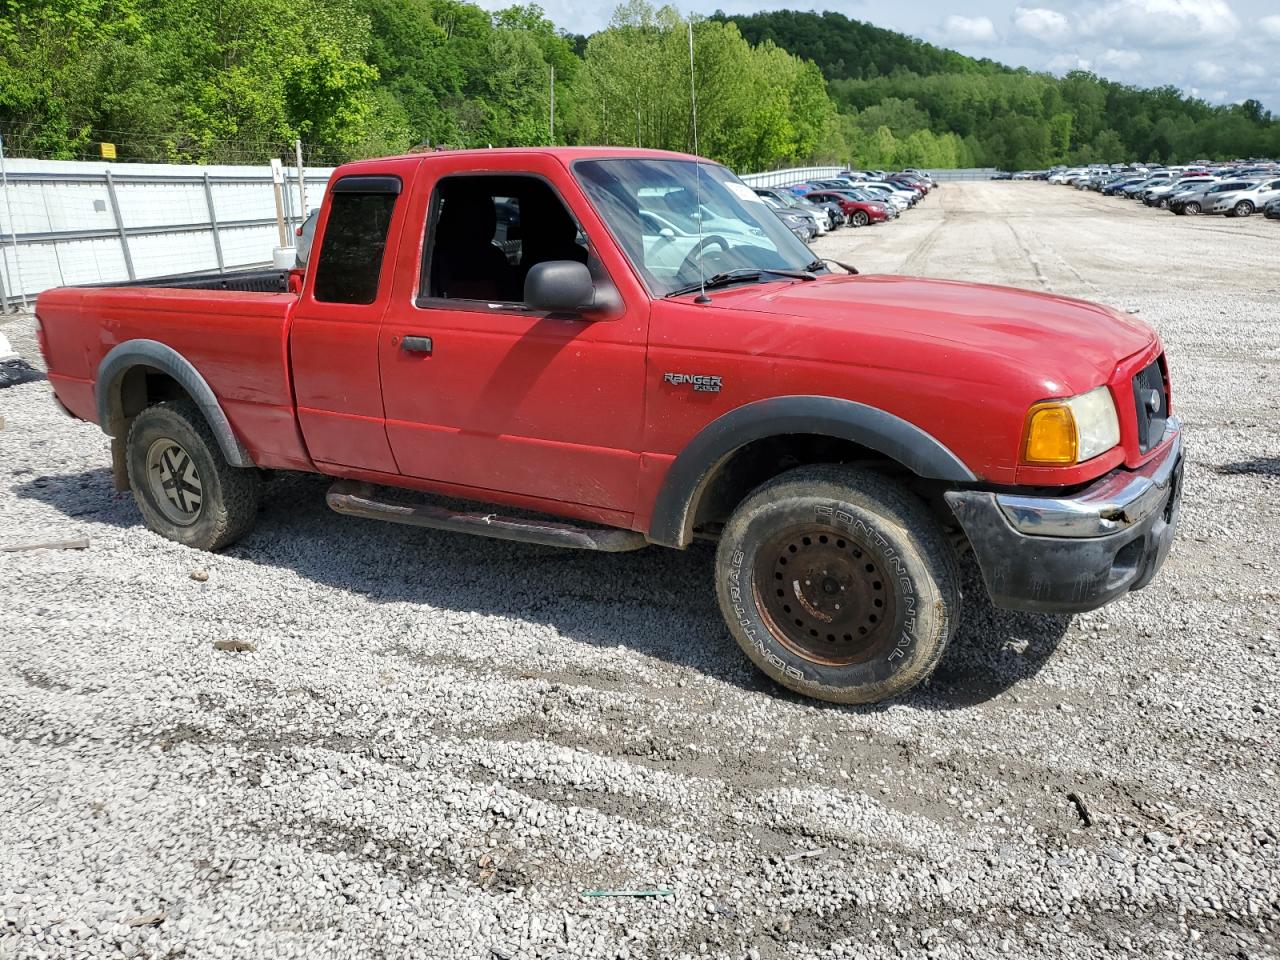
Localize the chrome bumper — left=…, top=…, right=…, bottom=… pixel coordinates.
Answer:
left=944, top=421, right=1184, bottom=613
left=997, top=418, right=1182, bottom=538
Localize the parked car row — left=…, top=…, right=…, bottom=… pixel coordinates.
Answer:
left=1039, top=160, right=1280, bottom=220
left=753, top=169, right=935, bottom=241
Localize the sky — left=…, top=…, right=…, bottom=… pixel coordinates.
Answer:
left=474, top=0, right=1280, bottom=109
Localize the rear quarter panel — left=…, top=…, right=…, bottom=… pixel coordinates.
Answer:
left=36, top=286, right=312, bottom=470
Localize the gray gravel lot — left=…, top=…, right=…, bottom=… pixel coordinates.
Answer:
left=1, top=182, right=1277, bottom=960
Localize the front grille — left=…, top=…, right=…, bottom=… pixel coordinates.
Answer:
left=1132, top=356, right=1169, bottom=453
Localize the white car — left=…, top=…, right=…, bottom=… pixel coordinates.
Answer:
left=853, top=186, right=910, bottom=212
left=1049, top=168, right=1088, bottom=184
left=857, top=181, right=917, bottom=208
left=1206, top=177, right=1280, bottom=217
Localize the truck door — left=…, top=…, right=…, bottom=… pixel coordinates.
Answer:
left=291, top=163, right=418, bottom=471
left=378, top=157, right=647, bottom=518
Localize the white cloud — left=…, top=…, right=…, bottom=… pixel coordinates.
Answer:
left=1193, top=60, right=1225, bottom=81
left=1260, top=15, right=1280, bottom=39
left=1100, top=48, right=1143, bottom=69
left=1047, top=53, right=1094, bottom=72
left=943, top=14, right=998, bottom=43
left=1013, top=7, right=1072, bottom=43
left=1078, top=0, right=1240, bottom=48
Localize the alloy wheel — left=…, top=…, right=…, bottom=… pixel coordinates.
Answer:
left=145, top=437, right=204, bottom=526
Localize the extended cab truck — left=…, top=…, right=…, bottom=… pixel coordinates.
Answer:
left=35, top=148, right=1183, bottom=705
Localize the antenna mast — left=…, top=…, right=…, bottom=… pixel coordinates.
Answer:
left=689, top=18, right=709, bottom=304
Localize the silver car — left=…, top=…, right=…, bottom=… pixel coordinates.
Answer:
left=1206, top=177, right=1280, bottom=217
left=1144, top=176, right=1215, bottom=207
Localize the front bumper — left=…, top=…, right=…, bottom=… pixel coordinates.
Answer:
left=945, top=421, right=1183, bottom=614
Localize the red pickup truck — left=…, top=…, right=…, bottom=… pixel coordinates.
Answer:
left=36, top=147, right=1183, bottom=704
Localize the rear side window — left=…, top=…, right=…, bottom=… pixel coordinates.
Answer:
left=313, top=182, right=400, bottom=304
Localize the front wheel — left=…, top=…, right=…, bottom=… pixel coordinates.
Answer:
left=715, top=465, right=961, bottom=704
left=1184, top=201, right=1200, bottom=215
left=851, top=210, right=869, bottom=227
left=126, top=399, right=260, bottom=551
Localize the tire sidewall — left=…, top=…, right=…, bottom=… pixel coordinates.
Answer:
left=717, top=489, right=949, bottom=703
left=127, top=406, right=230, bottom=549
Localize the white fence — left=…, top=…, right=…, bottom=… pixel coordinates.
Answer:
left=738, top=166, right=845, bottom=189
left=0, top=158, right=334, bottom=309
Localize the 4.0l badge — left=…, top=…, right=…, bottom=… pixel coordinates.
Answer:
left=663, top=372, right=722, bottom=393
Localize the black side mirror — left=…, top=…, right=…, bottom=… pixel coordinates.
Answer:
left=524, top=260, right=594, bottom=313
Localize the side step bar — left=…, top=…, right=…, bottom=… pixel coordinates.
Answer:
left=326, top=480, right=648, bottom=553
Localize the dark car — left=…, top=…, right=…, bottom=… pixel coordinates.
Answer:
left=753, top=187, right=843, bottom=231
left=1265, top=197, right=1280, bottom=219
left=1102, top=177, right=1146, bottom=196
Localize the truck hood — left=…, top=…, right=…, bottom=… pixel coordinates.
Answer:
left=713, top=273, right=1154, bottom=385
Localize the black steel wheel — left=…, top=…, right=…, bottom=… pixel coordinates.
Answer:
left=715, top=465, right=961, bottom=704
left=753, top=525, right=898, bottom=666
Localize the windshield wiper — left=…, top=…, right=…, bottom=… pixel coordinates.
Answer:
left=667, top=267, right=817, bottom=299
left=807, top=257, right=859, bottom=275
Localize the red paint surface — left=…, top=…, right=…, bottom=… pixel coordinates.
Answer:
left=36, top=147, right=1172, bottom=536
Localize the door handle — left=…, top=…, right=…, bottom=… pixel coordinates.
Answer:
left=401, top=335, right=433, bottom=355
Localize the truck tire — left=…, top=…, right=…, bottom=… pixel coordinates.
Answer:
left=715, top=465, right=960, bottom=704
left=125, top=399, right=259, bottom=551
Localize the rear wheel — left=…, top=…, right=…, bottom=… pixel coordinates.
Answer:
left=714, top=465, right=961, bottom=704
left=126, top=399, right=260, bottom=551
left=1233, top=200, right=1253, bottom=218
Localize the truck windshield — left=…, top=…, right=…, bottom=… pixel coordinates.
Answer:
left=575, top=158, right=818, bottom=297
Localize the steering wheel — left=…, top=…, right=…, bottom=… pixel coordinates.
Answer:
left=677, top=234, right=731, bottom=278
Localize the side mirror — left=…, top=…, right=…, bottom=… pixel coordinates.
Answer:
left=524, top=260, right=595, bottom=313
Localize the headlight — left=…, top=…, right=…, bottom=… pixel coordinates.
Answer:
left=1021, top=386, right=1120, bottom=465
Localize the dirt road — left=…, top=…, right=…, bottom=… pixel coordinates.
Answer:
left=1, top=183, right=1277, bottom=960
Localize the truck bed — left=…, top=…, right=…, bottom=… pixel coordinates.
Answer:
left=82, top=267, right=292, bottom=294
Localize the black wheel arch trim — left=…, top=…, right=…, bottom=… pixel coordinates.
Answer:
left=649, top=395, right=976, bottom=548
left=95, top=339, right=254, bottom=469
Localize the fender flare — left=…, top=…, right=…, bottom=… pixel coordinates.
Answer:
left=95, top=339, right=254, bottom=468
left=648, top=394, right=976, bottom=548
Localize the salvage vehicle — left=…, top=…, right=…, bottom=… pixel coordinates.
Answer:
left=36, top=147, right=1184, bottom=705
left=1205, top=177, right=1280, bottom=217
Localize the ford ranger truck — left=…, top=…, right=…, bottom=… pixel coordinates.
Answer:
left=35, top=148, right=1183, bottom=705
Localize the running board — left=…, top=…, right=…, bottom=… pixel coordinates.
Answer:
left=325, top=480, right=648, bottom=552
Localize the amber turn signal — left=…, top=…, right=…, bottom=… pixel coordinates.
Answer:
left=1022, top=402, right=1078, bottom=465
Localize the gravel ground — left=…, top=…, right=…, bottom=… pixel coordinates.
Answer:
left=1, top=182, right=1277, bottom=960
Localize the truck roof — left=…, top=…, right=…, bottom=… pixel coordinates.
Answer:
left=333, top=146, right=705, bottom=175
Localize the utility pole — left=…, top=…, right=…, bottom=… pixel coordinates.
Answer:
left=549, top=66, right=555, bottom=143
left=269, top=158, right=289, bottom=249
left=0, top=132, right=26, bottom=310
left=294, top=139, right=308, bottom=220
